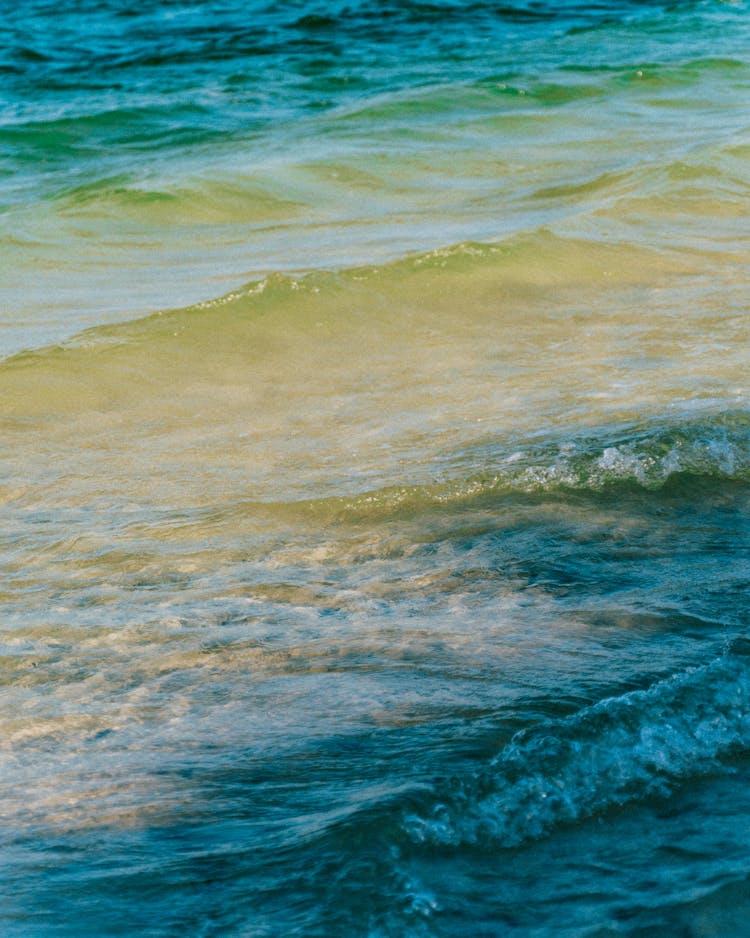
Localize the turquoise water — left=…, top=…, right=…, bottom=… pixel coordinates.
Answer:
left=3, top=2, right=750, bottom=935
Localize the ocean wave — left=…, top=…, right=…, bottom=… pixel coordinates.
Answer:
left=49, top=175, right=305, bottom=225
left=297, top=411, right=750, bottom=525
left=403, top=636, right=750, bottom=849
left=0, top=227, right=686, bottom=362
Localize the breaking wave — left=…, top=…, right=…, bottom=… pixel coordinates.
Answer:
left=302, top=410, right=750, bottom=525
left=404, top=637, right=750, bottom=848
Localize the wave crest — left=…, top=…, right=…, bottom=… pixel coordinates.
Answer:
left=305, top=412, right=750, bottom=526
left=404, top=638, right=750, bottom=848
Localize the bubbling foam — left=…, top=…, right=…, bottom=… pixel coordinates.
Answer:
left=404, top=637, right=750, bottom=848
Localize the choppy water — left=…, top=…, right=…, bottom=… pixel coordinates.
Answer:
left=3, top=1, right=750, bottom=935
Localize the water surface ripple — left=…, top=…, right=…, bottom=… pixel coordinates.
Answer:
left=3, top=1, right=750, bottom=936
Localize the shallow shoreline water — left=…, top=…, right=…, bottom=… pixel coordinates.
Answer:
left=4, top=2, right=750, bottom=935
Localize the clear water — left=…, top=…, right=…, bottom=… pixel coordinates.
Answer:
left=3, top=2, right=750, bottom=935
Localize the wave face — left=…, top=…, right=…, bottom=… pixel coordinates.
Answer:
left=4, top=2, right=750, bottom=937
left=405, top=639, right=750, bottom=849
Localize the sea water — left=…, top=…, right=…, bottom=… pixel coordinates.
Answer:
left=3, top=1, right=750, bottom=935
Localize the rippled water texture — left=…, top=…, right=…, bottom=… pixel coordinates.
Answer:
left=3, top=2, right=750, bottom=936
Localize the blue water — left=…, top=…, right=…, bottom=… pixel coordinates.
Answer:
left=3, top=2, right=750, bottom=936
